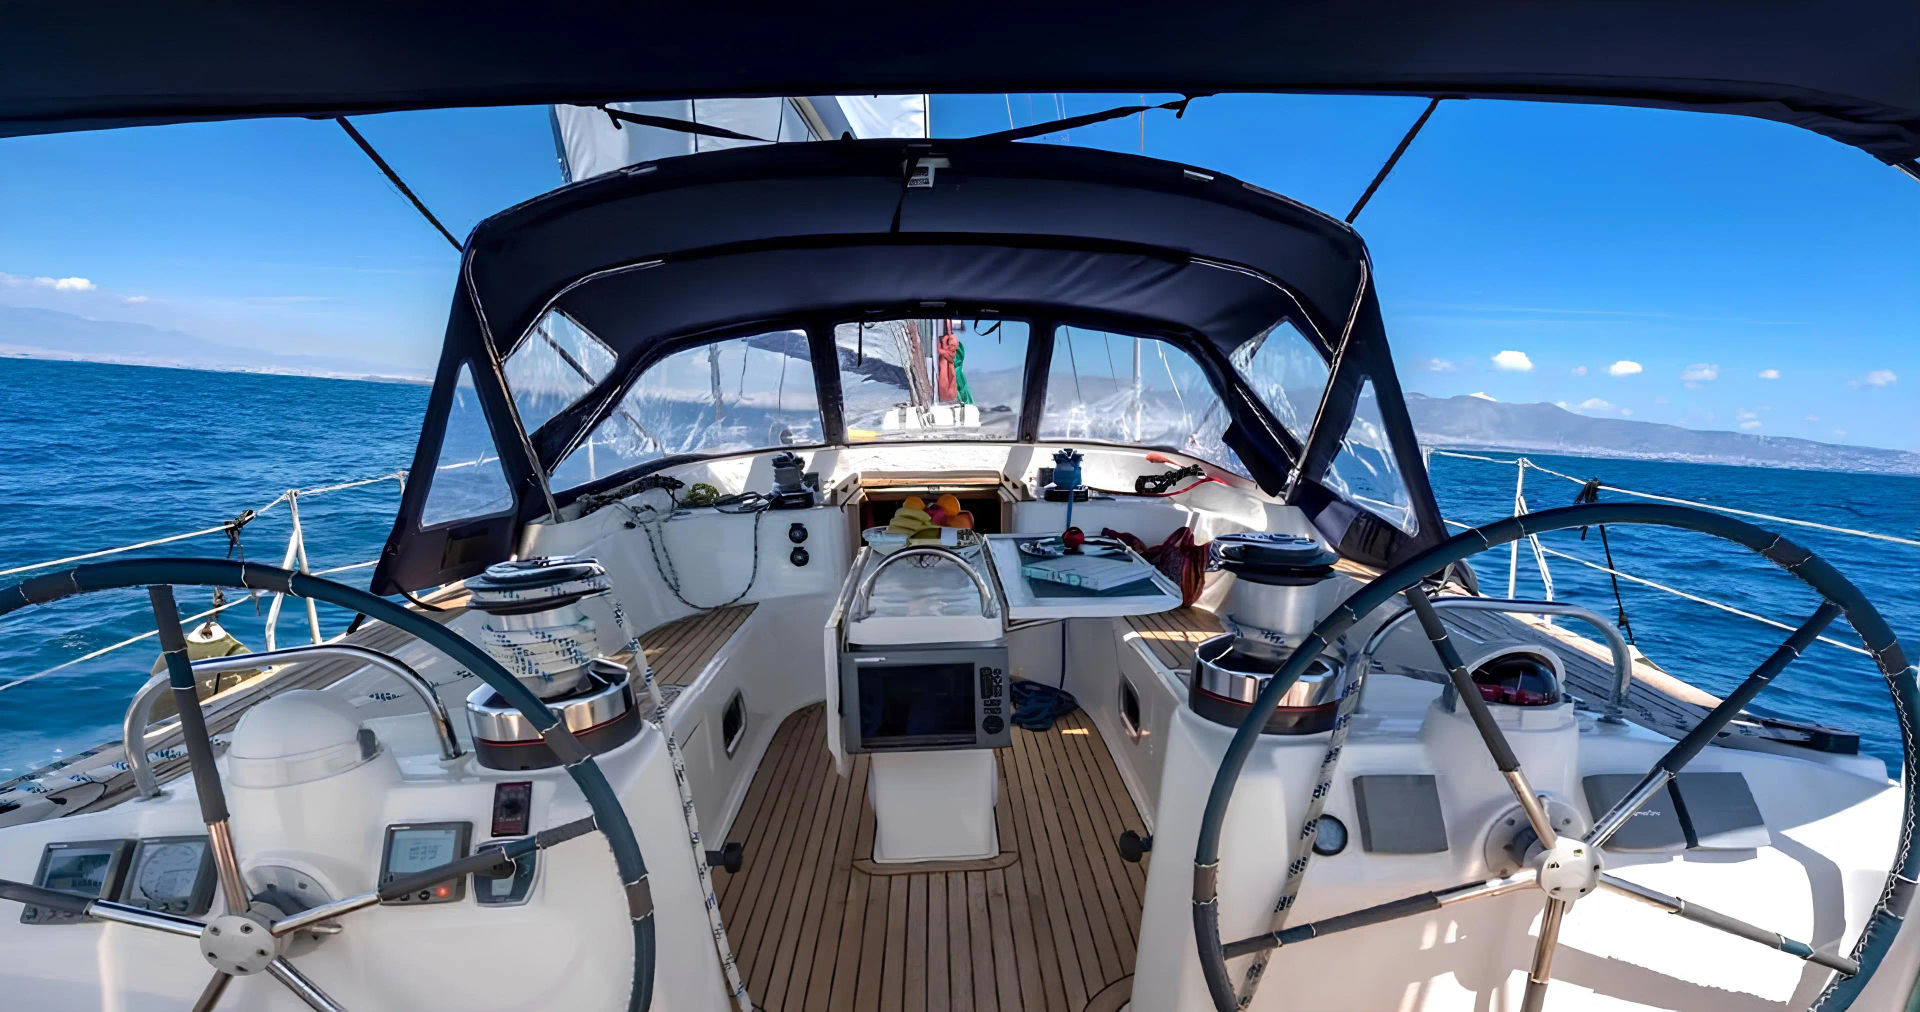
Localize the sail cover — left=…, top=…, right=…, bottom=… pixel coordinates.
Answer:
left=551, top=96, right=928, bottom=181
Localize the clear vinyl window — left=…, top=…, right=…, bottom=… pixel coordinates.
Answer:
left=1231, top=320, right=1328, bottom=445
left=421, top=362, right=514, bottom=526
left=550, top=330, right=821, bottom=491
left=835, top=319, right=1028, bottom=441
left=1038, top=327, right=1247, bottom=476
left=503, top=311, right=616, bottom=434
left=1325, top=378, right=1418, bottom=534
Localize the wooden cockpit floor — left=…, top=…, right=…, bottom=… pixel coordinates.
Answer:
left=715, top=702, right=1146, bottom=1012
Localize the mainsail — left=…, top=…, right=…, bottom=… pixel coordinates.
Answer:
left=550, top=95, right=928, bottom=182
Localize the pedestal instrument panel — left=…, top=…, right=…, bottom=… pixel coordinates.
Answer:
left=380, top=822, right=471, bottom=904
left=124, top=836, right=216, bottom=916
left=21, top=839, right=135, bottom=924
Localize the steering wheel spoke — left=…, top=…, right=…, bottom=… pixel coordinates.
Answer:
left=267, top=957, right=345, bottom=1011
left=1588, top=600, right=1842, bottom=850
left=149, top=585, right=253, bottom=915
left=1520, top=897, right=1568, bottom=1012
left=1404, top=587, right=1560, bottom=847
left=1599, top=874, right=1858, bottom=975
left=192, top=971, right=233, bottom=1012
left=1220, top=871, right=1537, bottom=959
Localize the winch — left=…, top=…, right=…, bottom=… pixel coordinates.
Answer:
left=463, top=557, right=642, bottom=771
left=1189, top=532, right=1349, bottom=734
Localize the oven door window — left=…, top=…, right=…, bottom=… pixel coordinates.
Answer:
left=858, top=662, right=976, bottom=749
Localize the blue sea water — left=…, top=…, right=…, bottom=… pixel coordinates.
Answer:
left=0, top=357, right=1915, bottom=777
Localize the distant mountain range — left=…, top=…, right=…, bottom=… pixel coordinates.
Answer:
left=1407, top=393, right=1920, bottom=475
left=0, top=305, right=426, bottom=383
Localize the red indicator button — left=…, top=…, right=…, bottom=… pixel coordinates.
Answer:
left=435, top=884, right=451, bottom=899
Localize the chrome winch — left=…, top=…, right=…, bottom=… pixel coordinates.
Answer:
left=462, top=557, right=643, bottom=771
left=1189, top=532, right=1350, bottom=734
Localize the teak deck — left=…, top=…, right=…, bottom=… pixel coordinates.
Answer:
left=715, top=702, right=1147, bottom=1012
left=642, top=603, right=757, bottom=687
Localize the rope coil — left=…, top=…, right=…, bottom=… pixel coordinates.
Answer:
left=468, top=560, right=754, bottom=1011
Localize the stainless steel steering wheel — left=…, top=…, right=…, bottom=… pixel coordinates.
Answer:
left=0, top=559, right=660, bottom=1012
left=1192, top=503, right=1915, bottom=1012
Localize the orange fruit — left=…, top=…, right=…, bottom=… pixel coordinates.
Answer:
left=936, top=493, right=962, bottom=515
left=950, top=512, right=974, bottom=530
left=902, top=495, right=925, bottom=511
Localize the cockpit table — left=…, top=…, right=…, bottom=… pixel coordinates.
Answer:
left=983, top=533, right=1184, bottom=623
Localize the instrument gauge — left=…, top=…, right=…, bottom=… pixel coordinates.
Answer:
left=126, top=836, right=214, bottom=916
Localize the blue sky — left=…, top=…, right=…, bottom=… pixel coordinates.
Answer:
left=1, top=94, right=1914, bottom=449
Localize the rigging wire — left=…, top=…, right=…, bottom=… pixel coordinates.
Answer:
left=1345, top=97, right=1444, bottom=224
left=335, top=117, right=461, bottom=251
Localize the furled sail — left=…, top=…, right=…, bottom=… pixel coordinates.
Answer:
left=550, top=95, right=928, bottom=182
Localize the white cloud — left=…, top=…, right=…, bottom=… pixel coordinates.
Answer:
left=1607, top=360, right=1643, bottom=377
left=1739, top=419, right=1763, bottom=431
left=1619, top=408, right=1633, bottom=417
left=1804, top=414, right=1820, bottom=422
left=1491, top=350, right=1533, bottom=372
left=1570, top=365, right=1588, bottom=376
left=1653, top=395, right=1670, bottom=405
left=1681, top=363, right=1719, bottom=383
left=1423, top=357, right=1456, bottom=372
left=122, top=295, right=149, bottom=304
left=1860, top=369, right=1898, bottom=388
left=1736, top=410, right=1758, bottom=421
left=31, top=276, right=95, bottom=291
left=1834, top=428, right=1848, bottom=438
left=1575, top=397, right=1617, bottom=414
left=1757, top=368, right=1780, bottom=379
left=1469, top=391, right=1497, bottom=402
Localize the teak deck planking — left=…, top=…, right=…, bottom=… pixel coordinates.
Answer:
left=715, top=703, right=1146, bottom=1011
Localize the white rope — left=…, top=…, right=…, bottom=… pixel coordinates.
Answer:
left=470, top=568, right=754, bottom=1011
left=1534, top=545, right=1873, bottom=658
left=0, top=594, right=259, bottom=694
left=0, top=522, right=245, bottom=578
left=1429, top=450, right=1920, bottom=548
left=1440, top=517, right=1872, bottom=658
left=1234, top=654, right=1367, bottom=1006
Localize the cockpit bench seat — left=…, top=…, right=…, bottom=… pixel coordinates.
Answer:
left=635, top=603, right=758, bottom=689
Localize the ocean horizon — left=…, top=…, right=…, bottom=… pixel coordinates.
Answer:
left=0, top=356, right=1914, bottom=778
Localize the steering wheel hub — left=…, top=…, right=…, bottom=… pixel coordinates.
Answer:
left=1536, top=837, right=1603, bottom=902
left=200, top=911, right=285, bottom=976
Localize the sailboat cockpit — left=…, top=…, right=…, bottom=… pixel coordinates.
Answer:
left=3, top=8, right=1919, bottom=1010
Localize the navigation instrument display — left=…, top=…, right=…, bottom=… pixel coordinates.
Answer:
left=125, top=836, right=215, bottom=916
left=380, top=822, right=471, bottom=905
left=23, top=839, right=133, bottom=925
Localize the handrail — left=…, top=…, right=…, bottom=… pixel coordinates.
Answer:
left=125, top=643, right=462, bottom=799
left=1354, top=596, right=1633, bottom=723
left=849, top=546, right=999, bottom=623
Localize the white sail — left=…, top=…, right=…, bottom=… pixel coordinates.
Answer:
left=551, top=95, right=929, bottom=182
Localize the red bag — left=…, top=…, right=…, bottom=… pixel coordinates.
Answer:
left=1102, top=526, right=1208, bottom=606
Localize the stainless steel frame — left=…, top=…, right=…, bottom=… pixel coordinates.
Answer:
left=1354, top=596, right=1633, bottom=723
left=125, top=644, right=463, bottom=799
left=848, top=545, right=999, bottom=623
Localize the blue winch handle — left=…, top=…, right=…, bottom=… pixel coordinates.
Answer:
left=1189, top=502, right=1914, bottom=1012
left=1, top=558, right=656, bottom=1012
